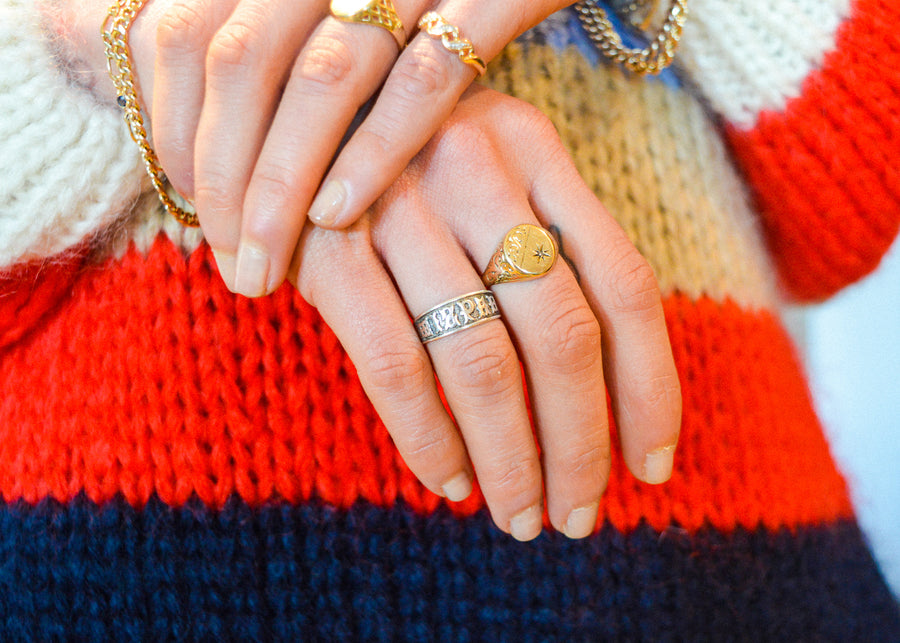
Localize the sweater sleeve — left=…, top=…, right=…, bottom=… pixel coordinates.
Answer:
left=674, top=0, right=900, bottom=301
left=0, top=0, right=146, bottom=269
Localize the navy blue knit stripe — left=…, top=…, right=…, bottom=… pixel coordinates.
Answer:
left=0, top=496, right=897, bottom=642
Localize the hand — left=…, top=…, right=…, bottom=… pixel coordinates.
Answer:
left=95, top=0, right=568, bottom=301
left=287, top=86, right=682, bottom=540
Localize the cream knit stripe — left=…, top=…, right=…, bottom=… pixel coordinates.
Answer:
left=483, top=43, right=776, bottom=309
left=96, top=192, right=204, bottom=263
left=675, top=0, right=852, bottom=129
left=0, top=0, right=145, bottom=269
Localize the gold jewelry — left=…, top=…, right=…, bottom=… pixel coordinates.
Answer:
left=416, top=12, right=486, bottom=77
left=482, top=224, right=558, bottom=287
left=102, top=1, right=198, bottom=226
left=331, top=0, right=407, bottom=50
left=415, top=290, right=501, bottom=344
left=574, top=0, right=688, bottom=75
left=607, top=0, right=659, bottom=29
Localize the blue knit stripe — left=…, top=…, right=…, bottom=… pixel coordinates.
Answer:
left=0, top=495, right=897, bottom=642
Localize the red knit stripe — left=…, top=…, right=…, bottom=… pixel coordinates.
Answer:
left=726, top=0, right=900, bottom=301
left=0, top=238, right=853, bottom=532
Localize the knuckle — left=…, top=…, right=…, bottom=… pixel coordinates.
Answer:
left=397, top=423, right=455, bottom=466
left=248, top=171, right=298, bottom=220
left=489, top=452, right=541, bottom=497
left=447, top=333, right=520, bottom=397
left=207, top=21, right=265, bottom=76
left=389, top=48, right=453, bottom=103
left=157, top=1, right=211, bottom=55
left=642, top=371, right=683, bottom=425
left=294, top=32, right=357, bottom=90
left=354, top=123, right=397, bottom=161
left=605, top=244, right=662, bottom=318
left=561, top=441, right=610, bottom=484
left=298, top=225, right=374, bottom=301
left=431, top=117, right=491, bottom=166
left=365, top=336, right=433, bottom=399
left=513, top=100, right=558, bottom=141
left=195, top=165, right=233, bottom=204
left=534, top=291, right=603, bottom=376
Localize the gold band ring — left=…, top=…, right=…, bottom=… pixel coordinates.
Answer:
left=482, top=224, right=558, bottom=286
left=416, top=12, right=486, bottom=76
left=414, top=290, right=501, bottom=344
left=331, top=0, right=407, bottom=50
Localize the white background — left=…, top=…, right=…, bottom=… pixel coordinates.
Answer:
left=789, top=239, right=900, bottom=598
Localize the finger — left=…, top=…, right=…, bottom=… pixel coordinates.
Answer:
left=152, top=0, right=238, bottom=202
left=235, top=1, right=424, bottom=299
left=193, top=0, right=328, bottom=289
left=446, top=182, right=609, bottom=539
left=307, top=2, right=526, bottom=230
left=373, top=204, right=545, bottom=542
left=524, top=125, right=683, bottom=485
left=288, top=221, right=475, bottom=503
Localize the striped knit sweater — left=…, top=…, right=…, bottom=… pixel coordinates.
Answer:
left=1, top=0, right=899, bottom=639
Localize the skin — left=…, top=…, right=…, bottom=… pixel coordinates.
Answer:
left=47, top=1, right=682, bottom=540
left=65, top=0, right=578, bottom=298
left=288, top=87, right=682, bottom=540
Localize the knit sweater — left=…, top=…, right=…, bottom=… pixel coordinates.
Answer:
left=1, top=0, right=899, bottom=640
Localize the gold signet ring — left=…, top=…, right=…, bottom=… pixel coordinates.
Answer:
left=331, top=0, right=407, bottom=50
left=482, top=224, right=558, bottom=286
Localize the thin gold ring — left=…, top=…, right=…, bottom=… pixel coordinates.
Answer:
left=416, top=12, right=486, bottom=76
left=331, top=0, right=407, bottom=50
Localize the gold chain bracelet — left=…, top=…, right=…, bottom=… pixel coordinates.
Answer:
left=102, top=0, right=198, bottom=226
left=574, top=0, right=688, bottom=75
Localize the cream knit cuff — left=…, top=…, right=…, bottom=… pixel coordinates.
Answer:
left=0, top=0, right=146, bottom=268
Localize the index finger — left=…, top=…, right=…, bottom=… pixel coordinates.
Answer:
left=306, top=2, right=521, bottom=229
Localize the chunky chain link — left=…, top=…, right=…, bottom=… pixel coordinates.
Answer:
left=574, top=0, right=688, bottom=75
left=102, top=0, right=199, bottom=226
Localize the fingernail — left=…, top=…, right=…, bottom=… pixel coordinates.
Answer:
left=509, top=504, right=543, bottom=542
left=441, top=472, right=473, bottom=502
left=643, top=444, right=676, bottom=484
left=308, top=179, right=347, bottom=226
left=212, top=249, right=236, bottom=291
left=563, top=502, right=599, bottom=539
left=233, top=242, right=270, bottom=298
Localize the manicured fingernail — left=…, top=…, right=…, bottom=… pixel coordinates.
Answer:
left=233, top=242, right=270, bottom=298
left=441, top=472, right=473, bottom=502
left=643, top=444, right=676, bottom=484
left=509, top=504, right=543, bottom=542
left=211, top=249, right=236, bottom=291
left=308, top=179, right=347, bottom=226
left=563, top=502, right=599, bottom=539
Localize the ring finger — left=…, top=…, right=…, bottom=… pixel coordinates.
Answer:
left=376, top=208, right=546, bottom=542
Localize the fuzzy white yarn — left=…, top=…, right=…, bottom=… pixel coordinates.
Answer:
left=0, top=0, right=145, bottom=268
left=676, top=0, right=852, bottom=129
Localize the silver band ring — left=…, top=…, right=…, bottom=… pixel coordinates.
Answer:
left=414, top=290, right=501, bottom=344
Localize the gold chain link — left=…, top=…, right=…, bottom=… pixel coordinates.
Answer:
left=574, top=0, right=688, bottom=75
left=102, top=0, right=198, bottom=226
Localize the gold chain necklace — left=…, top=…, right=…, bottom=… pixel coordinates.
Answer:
left=574, top=0, right=688, bottom=75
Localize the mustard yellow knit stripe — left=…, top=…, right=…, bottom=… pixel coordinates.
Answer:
left=482, top=42, right=776, bottom=308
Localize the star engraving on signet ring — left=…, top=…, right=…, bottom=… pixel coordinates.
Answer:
left=482, top=224, right=558, bottom=286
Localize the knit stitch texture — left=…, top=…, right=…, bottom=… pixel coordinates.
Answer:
left=1, top=2, right=899, bottom=639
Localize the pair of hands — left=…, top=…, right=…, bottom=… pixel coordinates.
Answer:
left=64, top=0, right=681, bottom=540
